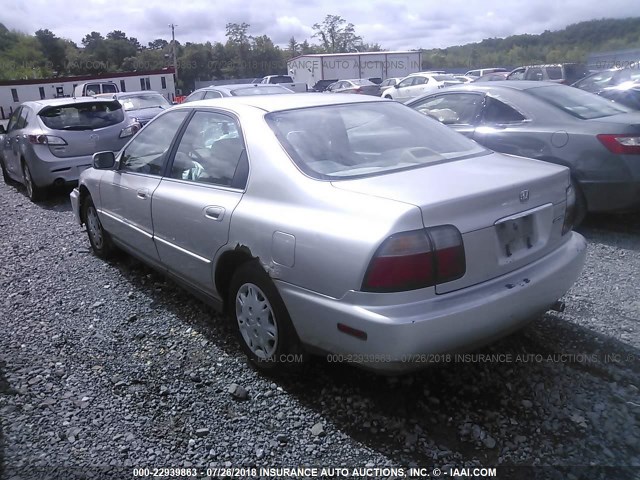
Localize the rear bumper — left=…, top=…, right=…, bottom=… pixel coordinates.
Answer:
left=276, top=232, right=587, bottom=372
left=581, top=179, right=640, bottom=212
left=70, top=187, right=82, bottom=225
left=25, top=149, right=94, bottom=187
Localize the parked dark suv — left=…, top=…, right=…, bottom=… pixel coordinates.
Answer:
left=507, top=64, right=589, bottom=84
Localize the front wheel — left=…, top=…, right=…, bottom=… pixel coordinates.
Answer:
left=1, top=157, right=18, bottom=186
left=82, top=196, right=114, bottom=258
left=22, top=161, right=45, bottom=201
left=228, top=261, right=306, bottom=373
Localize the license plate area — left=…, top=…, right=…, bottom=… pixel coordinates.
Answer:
left=495, top=214, right=536, bottom=259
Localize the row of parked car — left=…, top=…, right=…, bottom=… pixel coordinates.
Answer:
left=0, top=68, right=635, bottom=374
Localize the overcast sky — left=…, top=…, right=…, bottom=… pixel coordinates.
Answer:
left=1, top=1, right=637, bottom=50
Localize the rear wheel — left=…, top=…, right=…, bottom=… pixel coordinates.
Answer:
left=22, top=161, right=45, bottom=201
left=228, top=261, right=306, bottom=373
left=384, top=94, right=392, bottom=99
left=82, top=196, right=115, bottom=258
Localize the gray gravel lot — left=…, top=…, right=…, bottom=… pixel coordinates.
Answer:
left=0, top=180, right=639, bottom=480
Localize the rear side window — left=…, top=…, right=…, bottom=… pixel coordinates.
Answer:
left=483, top=98, right=526, bottom=123
left=102, top=83, right=118, bottom=94
left=39, top=101, right=125, bottom=130
left=525, top=67, right=543, bottom=80
left=412, top=93, right=483, bottom=125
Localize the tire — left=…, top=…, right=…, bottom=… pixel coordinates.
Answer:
left=571, top=178, right=587, bottom=227
left=1, top=157, right=18, bottom=186
left=81, top=196, right=115, bottom=259
left=21, top=161, right=45, bottom=201
left=228, top=261, right=306, bottom=373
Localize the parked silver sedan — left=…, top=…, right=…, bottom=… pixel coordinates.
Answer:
left=70, top=94, right=586, bottom=373
left=0, top=98, right=140, bottom=201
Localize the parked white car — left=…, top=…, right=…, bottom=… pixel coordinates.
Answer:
left=378, top=77, right=402, bottom=97
left=383, top=73, right=463, bottom=101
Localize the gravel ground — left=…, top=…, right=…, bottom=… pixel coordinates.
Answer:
left=0, top=180, right=639, bottom=480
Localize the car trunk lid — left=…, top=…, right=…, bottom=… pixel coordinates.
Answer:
left=332, top=152, right=570, bottom=292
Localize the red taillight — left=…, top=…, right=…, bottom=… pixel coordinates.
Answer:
left=362, top=226, right=465, bottom=293
left=354, top=87, right=363, bottom=94
left=597, top=134, right=640, bottom=154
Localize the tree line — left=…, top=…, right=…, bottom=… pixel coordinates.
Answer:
left=1, top=16, right=640, bottom=91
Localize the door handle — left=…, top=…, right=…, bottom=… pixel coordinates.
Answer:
left=136, top=188, right=149, bottom=199
left=204, top=206, right=225, bottom=221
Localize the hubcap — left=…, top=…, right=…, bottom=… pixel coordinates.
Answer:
left=86, top=206, right=104, bottom=249
left=235, top=283, right=278, bottom=359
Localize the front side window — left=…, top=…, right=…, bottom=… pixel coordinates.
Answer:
left=6, top=107, right=22, bottom=132
left=39, top=101, right=124, bottom=130
left=120, top=110, right=190, bottom=175
left=398, top=77, right=415, bottom=88
left=169, top=111, right=246, bottom=188
left=528, top=85, right=631, bottom=119
left=203, top=90, right=223, bottom=99
left=267, top=102, right=486, bottom=180
left=412, top=94, right=484, bottom=125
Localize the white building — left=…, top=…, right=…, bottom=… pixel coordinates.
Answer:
left=0, top=68, right=176, bottom=119
left=287, top=51, right=423, bottom=88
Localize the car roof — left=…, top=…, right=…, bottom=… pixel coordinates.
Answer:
left=200, top=83, right=282, bottom=93
left=113, top=91, right=165, bottom=97
left=183, top=92, right=387, bottom=112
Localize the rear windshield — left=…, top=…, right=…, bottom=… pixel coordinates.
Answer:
left=546, top=67, right=563, bottom=80
left=266, top=102, right=486, bottom=180
left=231, top=86, right=292, bottom=96
left=119, top=94, right=171, bottom=111
left=527, top=85, right=631, bottom=119
left=39, top=101, right=124, bottom=130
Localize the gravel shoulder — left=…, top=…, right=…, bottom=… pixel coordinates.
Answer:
left=0, top=182, right=639, bottom=479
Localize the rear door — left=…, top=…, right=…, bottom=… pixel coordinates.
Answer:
left=410, top=93, right=484, bottom=138
left=98, top=109, right=190, bottom=263
left=152, top=110, right=247, bottom=292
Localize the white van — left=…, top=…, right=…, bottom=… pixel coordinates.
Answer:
left=73, top=82, right=119, bottom=97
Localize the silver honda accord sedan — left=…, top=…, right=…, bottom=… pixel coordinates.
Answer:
left=70, top=94, right=587, bottom=373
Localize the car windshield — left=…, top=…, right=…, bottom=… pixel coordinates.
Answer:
left=119, top=94, right=171, bottom=111
left=350, top=79, right=376, bottom=86
left=527, top=85, right=632, bottom=119
left=38, top=101, right=124, bottom=130
left=231, top=86, right=292, bottom=96
left=266, top=101, right=487, bottom=180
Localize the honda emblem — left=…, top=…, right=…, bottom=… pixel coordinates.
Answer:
left=519, top=190, right=530, bottom=203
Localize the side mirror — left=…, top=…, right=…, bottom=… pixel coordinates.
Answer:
left=93, top=151, right=115, bottom=169
left=394, top=84, right=400, bottom=88
left=0, top=125, right=5, bottom=134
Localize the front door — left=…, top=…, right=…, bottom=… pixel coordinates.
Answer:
left=98, top=109, right=190, bottom=263
left=152, top=110, right=247, bottom=294
left=409, top=92, right=485, bottom=138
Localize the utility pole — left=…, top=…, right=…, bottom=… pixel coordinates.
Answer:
left=169, top=24, right=179, bottom=83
